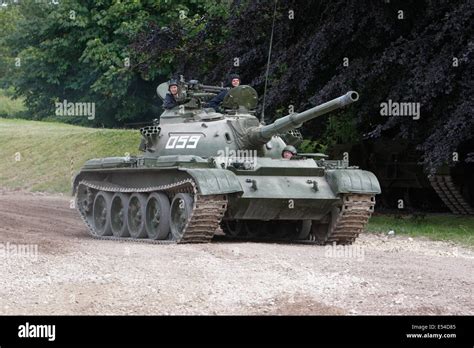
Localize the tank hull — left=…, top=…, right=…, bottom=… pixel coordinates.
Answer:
left=73, top=155, right=380, bottom=244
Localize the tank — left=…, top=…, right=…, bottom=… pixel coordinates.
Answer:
left=73, top=80, right=381, bottom=245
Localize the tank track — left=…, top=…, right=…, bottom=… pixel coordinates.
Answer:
left=322, top=194, right=375, bottom=245
left=75, top=179, right=228, bottom=244
left=429, top=174, right=474, bottom=215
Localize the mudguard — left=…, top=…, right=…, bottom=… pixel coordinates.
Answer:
left=180, top=168, right=244, bottom=195
left=325, top=169, right=381, bottom=195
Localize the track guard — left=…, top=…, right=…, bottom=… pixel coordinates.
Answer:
left=326, top=169, right=381, bottom=195
left=180, top=168, right=243, bottom=195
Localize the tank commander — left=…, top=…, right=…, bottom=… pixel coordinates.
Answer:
left=163, top=79, right=180, bottom=109
left=282, top=145, right=297, bottom=159
left=207, top=73, right=241, bottom=110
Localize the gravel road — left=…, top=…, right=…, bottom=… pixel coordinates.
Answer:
left=0, top=189, right=472, bottom=315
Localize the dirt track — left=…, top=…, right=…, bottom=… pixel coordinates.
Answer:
left=0, top=189, right=473, bottom=315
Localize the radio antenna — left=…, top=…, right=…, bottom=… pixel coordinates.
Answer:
left=260, top=0, right=278, bottom=125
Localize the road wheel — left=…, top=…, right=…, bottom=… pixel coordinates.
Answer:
left=296, top=220, right=312, bottom=240
left=222, top=220, right=244, bottom=237
left=110, top=193, right=129, bottom=237
left=146, top=192, right=171, bottom=240
left=243, top=220, right=268, bottom=238
left=127, top=193, right=148, bottom=238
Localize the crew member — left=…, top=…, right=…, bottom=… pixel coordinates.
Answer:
left=282, top=145, right=297, bottom=159
left=207, top=74, right=241, bottom=110
left=163, top=79, right=179, bottom=109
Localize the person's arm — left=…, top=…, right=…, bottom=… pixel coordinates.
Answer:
left=207, top=90, right=227, bottom=110
left=163, top=93, right=177, bottom=109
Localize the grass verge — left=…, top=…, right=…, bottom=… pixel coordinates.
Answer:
left=367, top=214, right=474, bottom=248
left=0, top=118, right=139, bottom=193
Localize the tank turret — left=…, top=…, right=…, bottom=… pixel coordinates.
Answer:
left=142, top=84, right=359, bottom=158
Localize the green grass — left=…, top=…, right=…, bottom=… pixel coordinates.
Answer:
left=0, top=118, right=139, bottom=193
left=367, top=214, right=474, bottom=247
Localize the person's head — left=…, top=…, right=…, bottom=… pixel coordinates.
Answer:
left=282, top=145, right=297, bottom=159
left=168, top=80, right=179, bottom=95
left=229, top=74, right=240, bottom=88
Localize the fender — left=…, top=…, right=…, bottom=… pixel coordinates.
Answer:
left=325, top=169, right=381, bottom=195
left=180, top=168, right=244, bottom=195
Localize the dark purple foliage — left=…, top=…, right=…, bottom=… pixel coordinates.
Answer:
left=131, top=0, right=473, bottom=172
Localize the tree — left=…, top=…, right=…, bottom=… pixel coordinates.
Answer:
left=2, top=0, right=229, bottom=127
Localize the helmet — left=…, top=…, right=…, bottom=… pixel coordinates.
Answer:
left=229, top=73, right=240, bottom=81
left=228, top=73, right=240, bottom=86
left=282, top=145, right=297, bottom=156
left=168, top=79, right=178, bottom=89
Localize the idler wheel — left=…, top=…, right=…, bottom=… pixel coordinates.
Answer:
left=92, top=191, right=113, bottom=236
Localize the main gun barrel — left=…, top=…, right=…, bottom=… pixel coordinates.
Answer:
left=250, top=91, right=359, bottom=145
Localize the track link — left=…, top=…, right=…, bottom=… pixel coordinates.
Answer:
left=429, top=175, right=473, bottom=215
left=323, top=194, right=375, bottom=245
left=75, top=179, right=227, bottom=244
